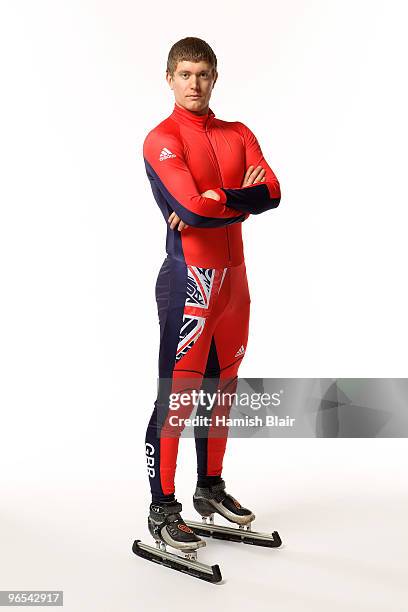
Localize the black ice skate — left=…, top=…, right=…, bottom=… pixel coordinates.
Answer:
left=147, top=500, right=205, bottom=550
left=132, top=500, right=222, bottom=583
left=193, top=480, right=256, bottom=525
left=185, top=479, right=282, bottom=548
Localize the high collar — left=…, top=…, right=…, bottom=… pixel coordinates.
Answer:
left=170, top=102, right=215, bottom=131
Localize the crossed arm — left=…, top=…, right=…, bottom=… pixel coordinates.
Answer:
left=168, top=164, right=267, bottom=231
left=143, top=121, right=280, bottom=230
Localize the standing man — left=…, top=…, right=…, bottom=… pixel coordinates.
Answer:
left=143, top=37, right=281, bottom=552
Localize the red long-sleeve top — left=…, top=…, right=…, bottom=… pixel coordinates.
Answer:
left=143, top=103, right=281, bottom=268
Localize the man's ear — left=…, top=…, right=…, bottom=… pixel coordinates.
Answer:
left=212, top=70, right=218, bottom=88
left=166, top=71, right=174, bottom=90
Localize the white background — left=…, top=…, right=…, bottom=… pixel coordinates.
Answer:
left=0, top=0, right=407, bottom=610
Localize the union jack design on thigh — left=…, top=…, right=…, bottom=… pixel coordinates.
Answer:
left=185, top=267, right=215, bottom=308
left=175, top=266, right=227, bottom=362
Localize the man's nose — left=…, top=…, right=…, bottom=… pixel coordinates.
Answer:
left=189, top=76, right=200, bottom=90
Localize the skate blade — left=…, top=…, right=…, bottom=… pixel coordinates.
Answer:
left=132, top=540, right=222, bottom=583
left=184, top=520, right=282, bottom=548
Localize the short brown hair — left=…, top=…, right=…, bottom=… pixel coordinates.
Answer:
left=167, top=37, right=217, bottom=77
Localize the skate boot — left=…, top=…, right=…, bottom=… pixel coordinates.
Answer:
left=133, top=500, right=222, bottom=583
left=184, top=479, right=282, bottom=548
left=193, top=479, right=255, bottom=526
left=148, top=500, right=206, bottom=552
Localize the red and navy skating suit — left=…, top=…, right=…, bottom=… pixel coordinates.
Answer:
left=143, top=102, right=281, bottom=502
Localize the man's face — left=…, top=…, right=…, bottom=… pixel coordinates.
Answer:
left=166, top=60, right=217, bottom=115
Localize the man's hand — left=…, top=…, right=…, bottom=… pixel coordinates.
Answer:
left=168, top=211, right=189, bottom=231
left=200, top=189, right=221, bottom=200
left=241, top=165, right=266, bottom=187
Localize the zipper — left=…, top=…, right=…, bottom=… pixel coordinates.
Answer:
left=205, top=124, right=231, bottom=264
